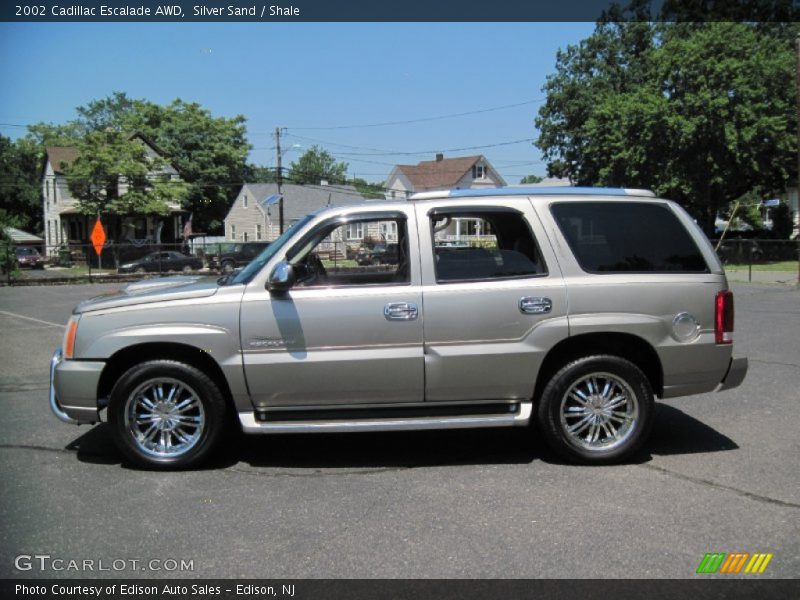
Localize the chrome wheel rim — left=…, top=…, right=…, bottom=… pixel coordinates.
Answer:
left=124, top=378, right=205, bottom=459
left=559, top=372, right=638, bottom=452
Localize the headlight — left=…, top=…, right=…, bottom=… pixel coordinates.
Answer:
left=120, top=263, right=134, bottom=268
left=63, top=315, right=80, bottom=359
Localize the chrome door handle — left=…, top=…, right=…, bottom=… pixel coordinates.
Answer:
left=384, top=302, right=418, bottom=321
left=519, top=296, right=552, bottom=314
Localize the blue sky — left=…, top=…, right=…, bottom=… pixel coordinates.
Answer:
left=0, top=22, right=594, bottom=184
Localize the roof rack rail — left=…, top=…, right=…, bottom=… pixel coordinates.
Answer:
left=408, top=186, right=656, bottom=201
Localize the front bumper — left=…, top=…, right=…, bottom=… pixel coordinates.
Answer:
left=49, top=349, right=104, bottom=424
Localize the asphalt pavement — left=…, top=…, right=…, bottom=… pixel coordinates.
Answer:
left=0, top=282, right=797, bottom=579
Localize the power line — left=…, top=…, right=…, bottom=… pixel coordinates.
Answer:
left=288, top=98, right=546, bottom=130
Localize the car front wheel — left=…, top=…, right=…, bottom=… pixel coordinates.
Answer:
left=108, top=360, right=228, bottom=469
left=536, top=355, right=654, bottom=464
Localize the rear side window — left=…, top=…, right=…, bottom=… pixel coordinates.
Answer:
left=551, top=202, right=708, bottom=273
left=430, top=209, right=547, bottom=283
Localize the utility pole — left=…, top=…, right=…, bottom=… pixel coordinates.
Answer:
left=275, top=127, right=285, bottom=234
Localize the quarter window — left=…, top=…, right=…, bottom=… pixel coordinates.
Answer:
left=551, top=202, right=708, bottom=273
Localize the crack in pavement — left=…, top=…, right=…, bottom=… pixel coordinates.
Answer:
left=639, top=463, right=800, bottom=509
left=749, top=358, right=800, bottom=369
left=0, top=443, right=72, bottom=454
left=0, top=385, right=48, bottom=393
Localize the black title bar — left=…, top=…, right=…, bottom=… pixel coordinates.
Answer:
left=2, top=0, right=799, bottom=22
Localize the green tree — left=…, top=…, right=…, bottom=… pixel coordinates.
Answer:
left=66, top=130, right=187, bottom=223
left=288, top=145, right=348, bottom=185
left=520, top=174, right=543, bottom=184
left=0, top=135, right=43, bottom=233
left=138, top=99, right=250, bottom=234
left=27, top=93, right=250, bottom=235
left=350, top=177, right=385, bottom=199
left=535, top=20, right=798, bottom=233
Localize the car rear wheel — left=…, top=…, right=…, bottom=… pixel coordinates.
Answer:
left=182, top=264, right=193, bottom=273
left=536, top=355, right=654, bottom=464
left=108, top=360, right=228, bottom=469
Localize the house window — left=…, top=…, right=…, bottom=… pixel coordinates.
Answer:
left=243, top=194, right=248, bottom=208
left=243, top=231, right=249, bottom=242
left=45, top=180, right=49, bottom=199
left=256, top=224, right=262, bottom=240
left=231, top=225, right=236, bottom=241
left=52, top=182, right=57, bottom=204
left=379, top=221, right=398, bottom=241
left=472, top=165, right=485, bottom=179
left=346, top=222, right=364, bottom=240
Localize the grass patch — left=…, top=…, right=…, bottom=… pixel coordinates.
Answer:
left=724, top=261, right=798, bottom=272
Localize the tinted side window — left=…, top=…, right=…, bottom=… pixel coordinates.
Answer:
left=289, top=216, right=410, bottom=288
left=430, top=210, right=546, bottom=283
left=551, top=202, right=708, bottom=273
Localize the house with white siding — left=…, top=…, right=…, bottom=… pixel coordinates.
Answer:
left=224, top=182, right=365, bottom=243
left=384, top=154, right=506, bottom=240
left=42, top=133, right=184, bottom=256
left=384, top=154, right=506, bottom=200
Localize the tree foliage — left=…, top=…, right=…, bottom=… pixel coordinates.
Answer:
left=27, top=92, right=250, bottom=234
left=66, top=130, right=186, bottom=217
left=351, top=177, right=386, bottom=199
left=0, top=135, right=43, bottom=233
left=288, top=145, right=348, bottom=185
left=535, top=19, right=799, bottom=232
left=520, top=174, right=543, bottom=184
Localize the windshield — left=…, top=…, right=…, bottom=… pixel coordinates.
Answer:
left=229, top=214, right=315, bottom=285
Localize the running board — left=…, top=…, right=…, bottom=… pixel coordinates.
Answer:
left=239, top=402, right=532, bottom=434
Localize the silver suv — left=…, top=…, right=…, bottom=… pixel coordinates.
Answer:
left=49, top=187, right=747, bottom=469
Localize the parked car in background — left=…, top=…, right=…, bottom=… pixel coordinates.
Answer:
left=355, top=242, right=400, bottom=266
left=117, top=251, right=203, bottom=274
left=15, top=246, right=45, bottom=269
left=207, top=242, right=270, bottom=273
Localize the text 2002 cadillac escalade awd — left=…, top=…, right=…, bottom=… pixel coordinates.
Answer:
left=49, top=187, right=748, bottom=469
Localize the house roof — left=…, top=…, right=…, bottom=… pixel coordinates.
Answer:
left=45, top=147, right=80, bottom=174
left=3, top=227, right=44, bottom=244
left=241, top=183, right=365, bottom=220
left=44, top=132, right=180, bottom=175
left=396, top=155, right=485, bottom=189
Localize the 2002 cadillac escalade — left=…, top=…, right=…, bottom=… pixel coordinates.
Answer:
left=49, top=187, right=748, bottom=469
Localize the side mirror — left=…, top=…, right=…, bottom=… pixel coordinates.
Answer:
left=267, top=261, right=296, bottom=293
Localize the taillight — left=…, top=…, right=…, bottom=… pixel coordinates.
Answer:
left=715, top=290, right=734, bottom=344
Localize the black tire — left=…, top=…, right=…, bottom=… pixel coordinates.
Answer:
left=221, top=260, right=235, bottom=274
left=536, top=355, right=654, bottom=465
left=108, top=360, right=228, bottom=470
left=134, top=266, right=145, bottom=274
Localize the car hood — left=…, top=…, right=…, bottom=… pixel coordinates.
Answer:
left=75, top=275, right=220, bottom=313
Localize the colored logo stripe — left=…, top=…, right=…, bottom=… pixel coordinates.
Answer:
left=745, top=553, right=773, bottom=574
left=697, top=552, right=773, bottom=574
left=720, top=553, right=749, bottom=574
left=697, top=553, right=726, bottom=574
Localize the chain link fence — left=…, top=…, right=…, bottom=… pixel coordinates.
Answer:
left=713, top=238, right=800, bottom=284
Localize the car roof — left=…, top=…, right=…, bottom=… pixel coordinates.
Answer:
left=409, top=186, right=656, bottom=200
